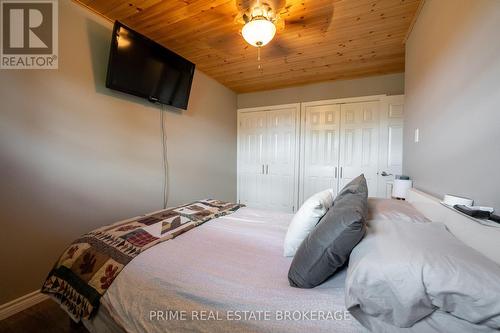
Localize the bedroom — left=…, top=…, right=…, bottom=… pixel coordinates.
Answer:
left=0, top=0, right=499, bottom=332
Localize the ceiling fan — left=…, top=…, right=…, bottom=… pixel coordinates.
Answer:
left=205, top=0, right=335, bottom=63
left=238, top=1, right=280, bottom=48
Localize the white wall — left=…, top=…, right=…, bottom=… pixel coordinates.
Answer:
left=404, top=0, right=500, bottom=209
left=237, top=73, right=404, bottom=108
left=0, top=1, right=237, bottom=304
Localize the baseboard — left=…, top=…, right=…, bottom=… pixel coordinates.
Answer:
left=0, top=290, right=49, bottom=321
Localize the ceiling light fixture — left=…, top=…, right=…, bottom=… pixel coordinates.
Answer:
left=242, top=16, right=276, bottom=47
left=241, top=3, right=277, bottom=70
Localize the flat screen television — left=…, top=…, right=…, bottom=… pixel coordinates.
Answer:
left=106, top=21, right=195, bottom=110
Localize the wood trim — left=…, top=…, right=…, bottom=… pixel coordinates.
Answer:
left=403, top=0, right=427, bottom=44
left=71, top=0, right=113, bottom=23
left=300, top=94, right=387, bottom=108
left=0, top=290, right=49, bottom=320
left=237, top=103, right=301, bottom=113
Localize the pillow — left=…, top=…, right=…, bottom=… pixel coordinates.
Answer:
left=345, top=217, right=500, bottom=330
left=334, top=174, right=368, bottom=203
left=288, top=175, right=368, bottom=288
left=283, top=189, right=334, bottom=257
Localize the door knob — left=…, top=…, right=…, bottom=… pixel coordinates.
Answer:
left=380, top=171, right=392, bottom=177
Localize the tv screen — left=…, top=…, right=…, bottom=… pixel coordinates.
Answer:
left=106, top=21, right=195, bottom=110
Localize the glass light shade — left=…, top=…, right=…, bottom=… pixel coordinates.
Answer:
left=242, top=18, right=276, bottom=47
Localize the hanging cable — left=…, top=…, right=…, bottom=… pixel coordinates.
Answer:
left=160, top=105, right=169, bottom=209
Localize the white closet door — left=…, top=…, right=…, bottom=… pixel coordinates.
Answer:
left=238, top=111, right=268, bottom=209
left=339, top=102, right=380, bottom=196
left=300, top=104, right=341, bottom=204
left=377, top=95, right=404, bottom=197
left=266, top=108, right=298, bottom=212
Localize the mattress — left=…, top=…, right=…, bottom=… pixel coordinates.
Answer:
left=84, top=207, right=367, bottom=333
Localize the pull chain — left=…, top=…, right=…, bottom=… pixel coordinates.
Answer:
left=257, top=46, right=262, bottom=71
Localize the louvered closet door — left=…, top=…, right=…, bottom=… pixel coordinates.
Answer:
left=339, top=102, right=380, bottom=197
left=265, top=108, right=298, bottom=212
left=238, top=111, right=268, bottom=209
left=300, top=104, right=341, bottom=204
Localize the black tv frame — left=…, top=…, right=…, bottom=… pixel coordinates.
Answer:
left=106, top=21, right=195, bottom=110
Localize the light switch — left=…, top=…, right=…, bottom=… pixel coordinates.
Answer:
left=414, top=128, right=420, bottom=143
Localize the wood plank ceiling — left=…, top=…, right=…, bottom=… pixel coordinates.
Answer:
left=75, top=0, right=422, bottom=93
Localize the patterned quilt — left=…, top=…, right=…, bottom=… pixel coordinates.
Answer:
left=41, top=199, right=243, bottom=322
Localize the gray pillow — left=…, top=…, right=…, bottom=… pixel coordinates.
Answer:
left=346, top=217, right=500, bottom=330
left=288, top=175, right=368, bottom=288
left=334, top=174, right=368, bottom=203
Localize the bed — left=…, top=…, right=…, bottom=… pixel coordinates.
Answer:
left=83, top=207, right=367, bottom=333
left=68, top=189, right=499, bottom=333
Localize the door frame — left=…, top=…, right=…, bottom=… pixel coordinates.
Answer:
left=377, top=95, right=405, bottom=198
left=237, top=103, right=301, bottom=212
left=299, top=95, right=387, bottom=203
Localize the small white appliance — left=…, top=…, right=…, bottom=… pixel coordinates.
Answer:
left=392, top=179, right=413, bottom=199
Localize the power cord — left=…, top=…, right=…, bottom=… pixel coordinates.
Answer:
left=160, top=105, right=169, bottom=209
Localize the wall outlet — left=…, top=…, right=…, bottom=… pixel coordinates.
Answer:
left=414, top=128, right=420, bottom=143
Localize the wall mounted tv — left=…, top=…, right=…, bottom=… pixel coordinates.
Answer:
left=106, top=21, right=195, bottom=110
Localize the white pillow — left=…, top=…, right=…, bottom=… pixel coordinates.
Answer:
left=283, top=189, right=334, bottom=257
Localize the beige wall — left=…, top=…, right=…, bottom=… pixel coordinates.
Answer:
left=237, top=73, right=404, bottom=108
left=0, top=1, right=237, bottom=304
left=404, top=0, right=500, bottom=209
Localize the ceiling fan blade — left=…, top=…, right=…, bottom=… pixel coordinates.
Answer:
left=236, top=0, right=253, bottom=12
left=263, top=0, right=287, bottom=12
left=279, top=0, right=334, bottom=33
left=236, top=0, right=287, bottom=13
left=264, top=38, right=293, bottom=58
left=205, top=34, right=247, bottom=56
left=275, top=18, right=286, bottom=31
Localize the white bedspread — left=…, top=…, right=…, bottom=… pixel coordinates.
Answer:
left=85, top=207, right=366, bottom=333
